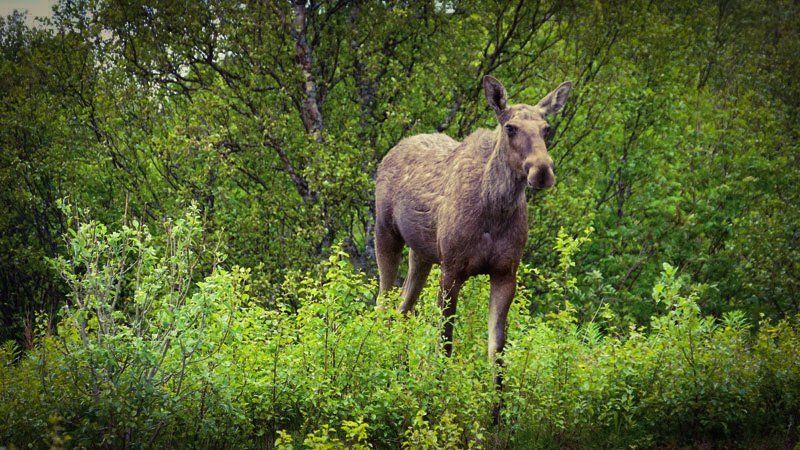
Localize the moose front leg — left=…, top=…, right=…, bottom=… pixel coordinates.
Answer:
left=438, top=270, right=465, bottom=357
left=488, top=271, right=516, bottom=424
left=488, top=272, right=516, bottom=362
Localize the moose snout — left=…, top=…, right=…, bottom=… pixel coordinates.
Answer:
left=526, top=163, right=556, bottom=190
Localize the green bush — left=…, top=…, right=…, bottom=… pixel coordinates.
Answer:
left=1, top=211, right=798, bottom=448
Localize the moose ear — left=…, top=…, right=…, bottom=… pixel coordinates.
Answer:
left=483, top=75, right=508, bottom=116
left=537, top=81, right=573, bottom=116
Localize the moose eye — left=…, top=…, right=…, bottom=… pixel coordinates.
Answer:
left=504, top=124, right=517, bottom=137
left=542, top=125, right=553, bottom=141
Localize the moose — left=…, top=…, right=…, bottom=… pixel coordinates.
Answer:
left=375, top=76, right=572, bottom=365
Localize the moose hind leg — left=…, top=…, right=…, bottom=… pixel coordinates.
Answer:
left=375, top=224, right=403, bottom=294
left=398, top=249, right=432, bottom=314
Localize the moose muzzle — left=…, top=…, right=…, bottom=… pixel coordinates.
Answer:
left=527, top=163, right=556, bottom=190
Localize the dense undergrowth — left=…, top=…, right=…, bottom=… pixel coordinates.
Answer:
left=1, top=210, right=798, bottom=449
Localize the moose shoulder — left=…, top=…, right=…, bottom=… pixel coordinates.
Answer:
left=375, top=76, right=572, bottom=361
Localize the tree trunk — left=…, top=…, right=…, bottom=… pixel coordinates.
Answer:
left=291, top=1, right=324, bottom=142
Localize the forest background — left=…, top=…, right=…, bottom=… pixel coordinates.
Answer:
left=1, top=0, right=799, bottom=448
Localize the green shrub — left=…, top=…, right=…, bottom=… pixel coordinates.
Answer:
left=1, top=211, right=798, bottom=448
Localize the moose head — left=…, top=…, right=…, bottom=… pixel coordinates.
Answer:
left=482, top=75, right=572, bottom=190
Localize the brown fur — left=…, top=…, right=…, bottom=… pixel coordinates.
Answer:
left=375, top=76, right=572, bottom=363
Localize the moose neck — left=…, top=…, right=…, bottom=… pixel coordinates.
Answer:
left=480, top=130, right=526, bottom=220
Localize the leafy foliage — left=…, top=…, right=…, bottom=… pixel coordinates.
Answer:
left=1, top=0, right=799, bottom=447
left=1, top=212, right=798, bottom=448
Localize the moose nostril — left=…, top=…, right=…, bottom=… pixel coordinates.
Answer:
left=523, top=162, right=533, bottom=174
